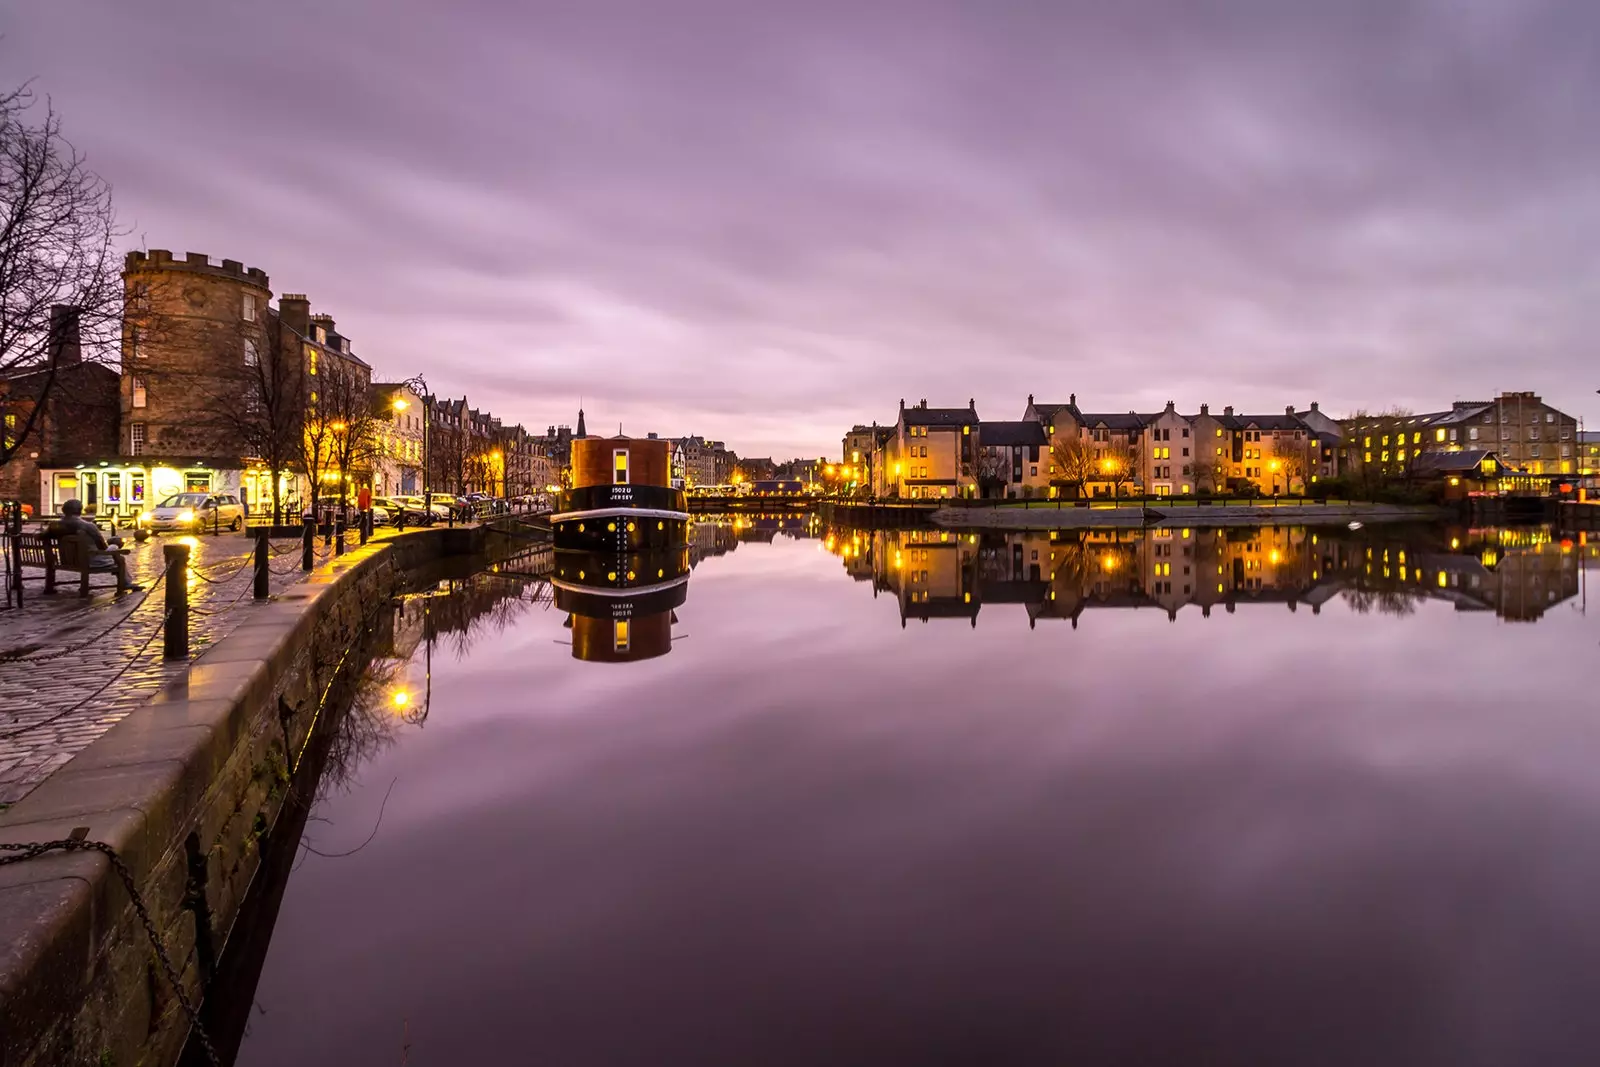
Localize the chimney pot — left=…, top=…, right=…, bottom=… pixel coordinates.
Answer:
left=1310, top=401, right=1320, bottom=413
left=49, top=305, right=82, bottom=366
left=1069, top=392, right=1076, bottom=406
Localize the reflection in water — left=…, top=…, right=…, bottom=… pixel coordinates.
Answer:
left=218, top=522, right=1597, bottom=1067
left=553, top=549, right=692, bottom=662
left=825, top=524, right=1588, bottom=626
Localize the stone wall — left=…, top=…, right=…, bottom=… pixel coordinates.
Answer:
left=0, top=522, right=516, bottom=1066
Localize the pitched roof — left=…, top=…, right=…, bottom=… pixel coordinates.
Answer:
left=1079, top=412, right=1147, bottom=431
left=980, top=420, right=1048, bottom=446
left=1031, top=401, right=1082, bottom=424
left=1229, top=413, right=1308, bottom=431
left=1411, top=449, right=1500, bottom=473
left=903, top=404, right=980, bottom=427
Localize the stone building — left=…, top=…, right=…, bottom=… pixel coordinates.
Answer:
left=370, top=382, right=427, bottom=495
left=1342, top=393, right=1581, bottom=482
left=892, top=399, right=980, bottom=499
left=0, top=307, right=120, bottom=515
left=975, top=420, right=1049, bottom=498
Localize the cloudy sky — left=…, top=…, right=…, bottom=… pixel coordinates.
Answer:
left=6, top=0, right=1598, bottom=457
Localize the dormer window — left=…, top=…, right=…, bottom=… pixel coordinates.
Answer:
left=313, top=325, right=327, bottom=345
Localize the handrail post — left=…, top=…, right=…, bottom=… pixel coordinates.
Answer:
left=163, top=543, right=189, bottom=660
left=253, top=526, right=270, bottom=600
left=302, top=516, right=315, bottom=571
left=335, top=515, right=346, bottom=556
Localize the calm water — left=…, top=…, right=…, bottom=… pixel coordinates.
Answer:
left=224, top=519, right=1598, bottom=1066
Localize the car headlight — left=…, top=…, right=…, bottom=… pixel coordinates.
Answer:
left=177, top=510, right=194, bottom=523
left=139, top=511, right=152, bottom=522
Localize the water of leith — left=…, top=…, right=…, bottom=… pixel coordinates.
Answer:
left=225, top=519, right=1597, bottom=1067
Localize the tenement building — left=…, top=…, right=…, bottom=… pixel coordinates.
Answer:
left=0, top=307, right=120, bottom=514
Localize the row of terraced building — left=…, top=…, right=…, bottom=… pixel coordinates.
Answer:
left=842, top=392, right=1595, bottom=501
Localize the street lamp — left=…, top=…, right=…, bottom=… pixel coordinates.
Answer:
left=399, top=375, right=431, bottom=503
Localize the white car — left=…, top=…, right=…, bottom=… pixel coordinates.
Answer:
left=141, top=492, right=246, bottom=533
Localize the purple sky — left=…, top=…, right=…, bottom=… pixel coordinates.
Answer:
left=8, top=0, right=1599, bottom=457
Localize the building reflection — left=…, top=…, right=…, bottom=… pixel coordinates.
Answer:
left=552, top=548, right=691, bottom=663
left=822, top=525, right=1587, bottom=627
left=688, top=512, right=824, bottom=567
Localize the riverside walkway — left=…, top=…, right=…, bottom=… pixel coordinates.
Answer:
left=0, top=529, right=371, bottom=805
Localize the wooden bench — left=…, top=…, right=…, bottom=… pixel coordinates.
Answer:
left=9, top=527, right=129, bottom=599
left=50, top=527, right=129, bottom=597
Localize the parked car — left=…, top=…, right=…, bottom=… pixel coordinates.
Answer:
left=301, top=497, right=363, bottom=526
left=374, top=496, right=433, bottom=526
left=140, top=492, right=246, bottom=533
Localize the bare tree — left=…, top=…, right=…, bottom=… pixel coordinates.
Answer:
left=1050, top=435, right=1096, bottom=499
left=975, top=445, right=1009, bottom=497
left=190, top=311, right=306, bottom=523
left=1270, top=436, right=1309, bottom=496
left=1099, top=439, right=1140, bottom=497
left=316, top=357, right=378, bottom=514
left=0, top=83, right=122, bottom=471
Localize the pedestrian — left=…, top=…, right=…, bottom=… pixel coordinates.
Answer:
left=57, top=499, right=141, bottom=591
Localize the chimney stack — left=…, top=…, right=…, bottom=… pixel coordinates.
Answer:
left=1310, top=401, right=1320, bottom=413
left=1286, top=405, right=1295, bottom=417
left=1027, top=393, right=1034, bottom=406
left=279, top=294, right=311, bottom=335
left=969, top=397, right=975, bottom=412
left=48, top=305, right=82, bottom=366
left=1069, top=392, right=1076, bottom=406
left=1200, top=403, right=1210, bottom=416
left=1224, top=405, right=1234, bottom=417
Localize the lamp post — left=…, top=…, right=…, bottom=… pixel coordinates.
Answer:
left=398, top=375, right=431, bottom=506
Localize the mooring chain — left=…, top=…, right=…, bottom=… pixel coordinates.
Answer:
left=0, top=572, right=168, bottom=666
left=0, top=837, right=221, bottom=1067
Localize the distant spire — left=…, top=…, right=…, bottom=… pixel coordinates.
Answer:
left=576, top=407, right=587, bottom=437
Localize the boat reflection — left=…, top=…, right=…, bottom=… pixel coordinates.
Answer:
left=552, top=548, right=692, bottom=662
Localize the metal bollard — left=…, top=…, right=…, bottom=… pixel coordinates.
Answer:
left=163, top=543, right=189, bottom=660
left=335, top=516, right=346, bottom=556
left=323, top=508, right=333, bottom=546
left=302, top=516, right=315, bottom=570
left=359, top=510, right=370, bottom=545
left=254, top=526, right=270, bottom=599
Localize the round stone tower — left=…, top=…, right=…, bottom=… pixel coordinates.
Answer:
left=121, top=250, right=273, bottom=460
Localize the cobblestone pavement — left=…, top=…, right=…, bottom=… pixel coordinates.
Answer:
left=0, top=528, right=376, bottom=805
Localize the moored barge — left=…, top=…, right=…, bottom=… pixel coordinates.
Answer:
left=553, top=435, right=689, bottom=552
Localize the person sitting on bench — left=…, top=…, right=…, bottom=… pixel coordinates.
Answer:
left=59, top=498, right=142, bottom=592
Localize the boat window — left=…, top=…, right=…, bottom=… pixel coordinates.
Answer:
left=613, top=450, right=629, bottom=485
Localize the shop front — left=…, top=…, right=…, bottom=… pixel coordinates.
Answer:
left=37, top=461, right=245, bottom=523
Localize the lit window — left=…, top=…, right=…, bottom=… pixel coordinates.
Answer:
left=132, top=377, right=147, bottom=408
left=1413, top=432, right=1420, bottom=444
left=613, top=450, right=629, bottom=484
left=614, top=619, right=630, bottom=652
left=1435, top=428, right=1446, bottom=442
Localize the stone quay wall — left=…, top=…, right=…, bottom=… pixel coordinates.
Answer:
left=0, top=519, right=519, bottom=1067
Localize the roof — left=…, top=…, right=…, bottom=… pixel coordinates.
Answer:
left=1079, top=412, right=1147, bottom=431
left=1411, top=449, right=1499, bottom=473
left=1030, top=401, right=1082, bottom=425
left=980, top=420, right=1048, bottom=446
left=904, top=405, right=980, bottom=428
left=1226, top=413, right=1308, bottom=432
